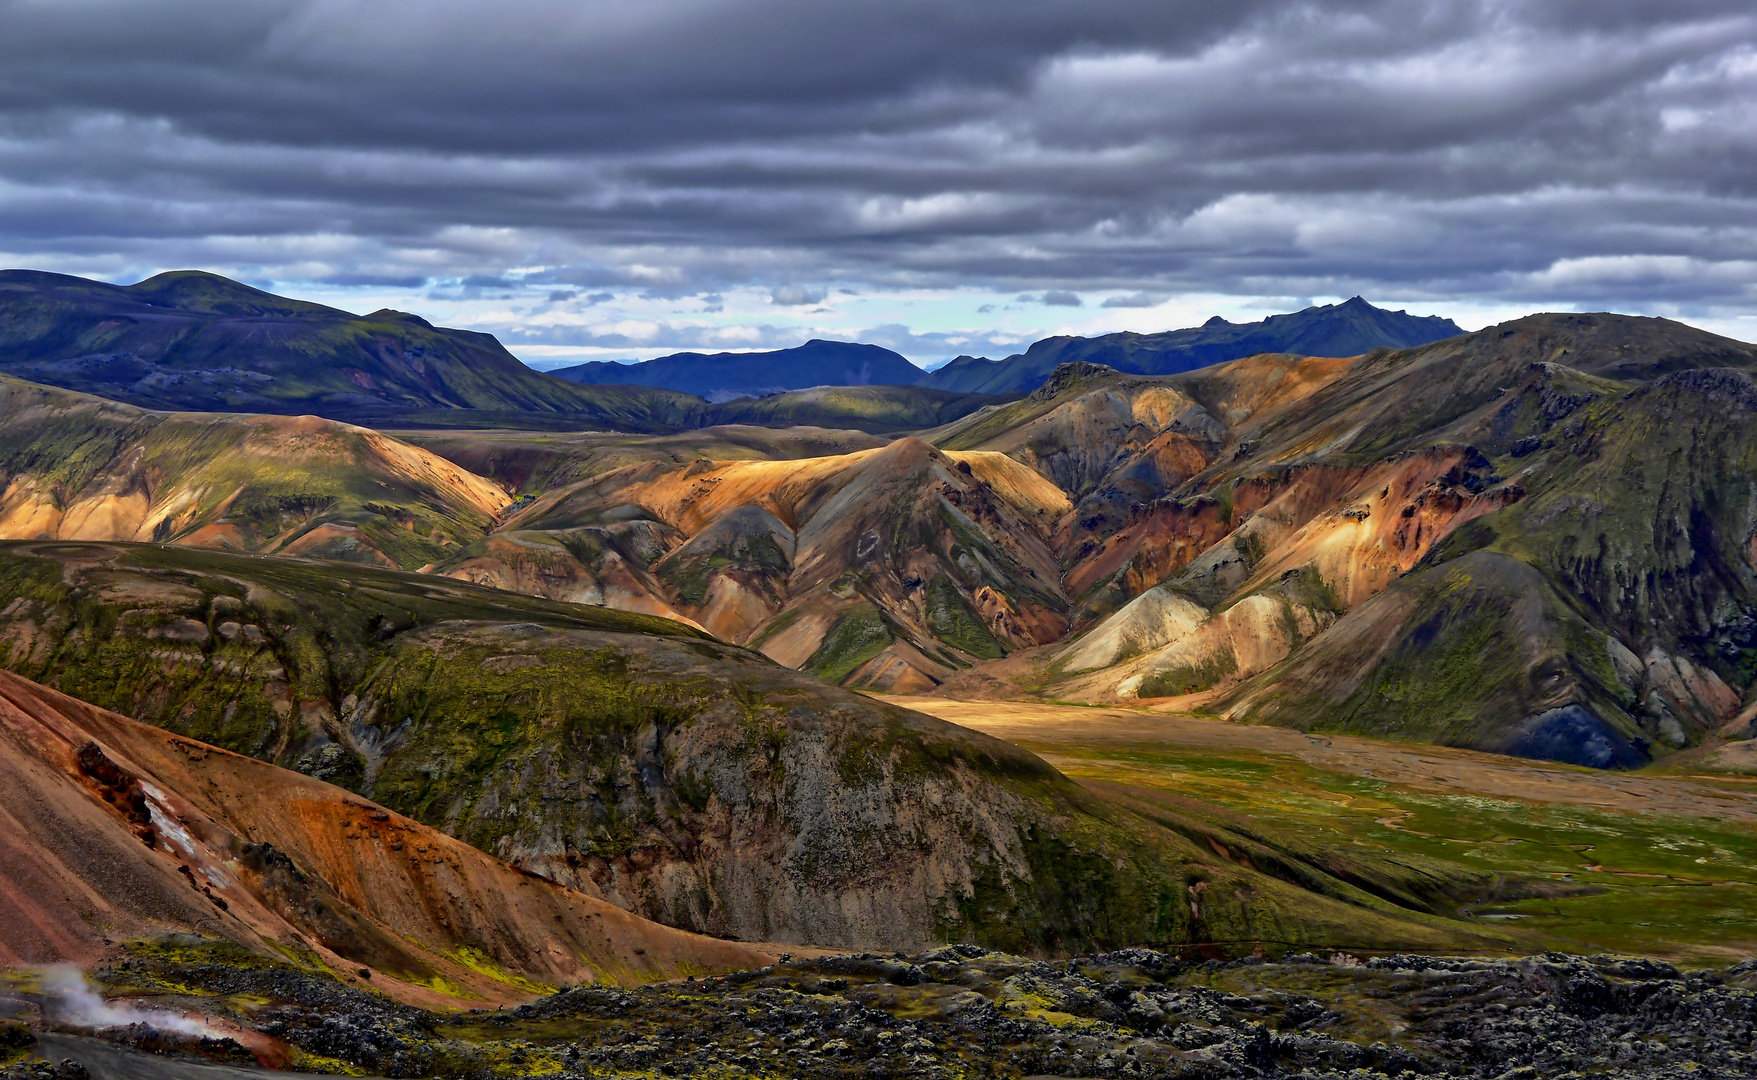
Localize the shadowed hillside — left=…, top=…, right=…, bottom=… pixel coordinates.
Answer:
left=699, top=384, right=1018, bottom=433
left=0, top=270, right=705, bottom=428
left=552, top=340, right=923, bottom=400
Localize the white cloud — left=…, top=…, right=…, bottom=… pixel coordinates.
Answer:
left=770, top=284, right=827, bottom=305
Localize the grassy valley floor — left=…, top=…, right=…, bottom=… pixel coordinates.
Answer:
left=892, top=697, right=1757, bottom=965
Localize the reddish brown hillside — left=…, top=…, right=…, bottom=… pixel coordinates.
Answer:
left=0, top=668, right=768, bottom=1003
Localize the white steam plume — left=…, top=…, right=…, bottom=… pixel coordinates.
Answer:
left=41, top=967, right=225, bottom=1039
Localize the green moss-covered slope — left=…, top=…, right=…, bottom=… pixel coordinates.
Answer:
left=0, top=539, right=1494, bottom=956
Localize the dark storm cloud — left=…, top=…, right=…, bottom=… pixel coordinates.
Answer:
left=0, top=0, right=1754, bottom=317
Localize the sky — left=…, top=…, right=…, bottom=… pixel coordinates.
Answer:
left=1, top=0, right=1754, bottom=369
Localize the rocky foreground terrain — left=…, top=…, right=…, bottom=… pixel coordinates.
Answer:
left=6, top=943, right=1754, bottom=1080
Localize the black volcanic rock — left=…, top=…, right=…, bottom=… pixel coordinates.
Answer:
left=90, top=945, right=1757, bottom=1080
left=551, top=339, right=924, bottom=400
left=918, top=296, right=1463, bottom=393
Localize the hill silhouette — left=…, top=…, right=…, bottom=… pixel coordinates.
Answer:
left=552, top=339, right=924, bottom=400
left=919, top=296, right=1462, bottom=393
left=0, top=269, right=703, bottom=428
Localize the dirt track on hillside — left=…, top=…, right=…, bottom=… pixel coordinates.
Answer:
left=890, top=696, right=1757, bottom=824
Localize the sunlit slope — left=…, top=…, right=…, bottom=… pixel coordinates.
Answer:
left=0, top=666, right=769, bottom=1000
left=465, top=436, right=1075, bottom=688
left=0, top=375, right=512, bottom=568
left=401, top=424, right=889, bottom=493
left=0, top=539, right=1494, bottom=955
left=702, top=385, right=1018, bottom=433
left=941, top=314, right=1757, bottom=769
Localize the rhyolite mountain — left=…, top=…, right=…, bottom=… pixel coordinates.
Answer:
left=441, top=436, right=1077, bottom=675
left=937, top=313, right=1757, bottom=770
left=425, top=311, right=1757, bottom=772
left=0, top=664, right=768, bottom=994
left=0, top=269, right=704, bottom=428
left=551, top=340, right=924, bottom=401
left=7, top=272, right=1750, bottom=776
left=0, top=540, right=1497, bottom=957
left=918, top=296, right=1463, bottom=394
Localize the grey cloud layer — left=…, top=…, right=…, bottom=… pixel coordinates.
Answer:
left=1, top=0, right=1754, bottom=316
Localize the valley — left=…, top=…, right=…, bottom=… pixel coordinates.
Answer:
left=1, top=272, right=1755, bottom=1080
left=898, top=696, right=1757, bottom=964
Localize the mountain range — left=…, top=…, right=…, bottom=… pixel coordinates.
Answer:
left=396, top=313, right=1757, bottom=773
left=950, top=313, right=1757, bottom=769
left=919, top=297, right=1464, bottom=394
left=3, top=292, right=1751, bottom=776
left=551, top=340, right=924, bottom=401
left=0, top=271, right=1464, bottom=428
left=550, top=297, right=1461, bottom=400
left=0, top=269, right=705, bottom=429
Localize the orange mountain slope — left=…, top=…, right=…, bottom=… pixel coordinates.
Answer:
left=438, top=436, right=1073, bottom=688
left=0, top=667, right=768, bottom=1003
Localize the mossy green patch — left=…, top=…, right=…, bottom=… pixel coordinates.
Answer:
left=449, top=947, right=554, bottom=996
left=0, top=540, right=704, bottom=782
left=804, top=604, right=892, bottom=684
left=656, top=524, right=789, bottom=609
left=1139, top=650, right=1238, bottom=698
left=924, top=576, right=1004, bottom=660
left=1021, top=734, right=1757, bottom=962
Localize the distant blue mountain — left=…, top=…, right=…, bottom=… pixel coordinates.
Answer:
left=549, top=339, right=923, bottom=402
left=917, top=297, right=1464, bottom=394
